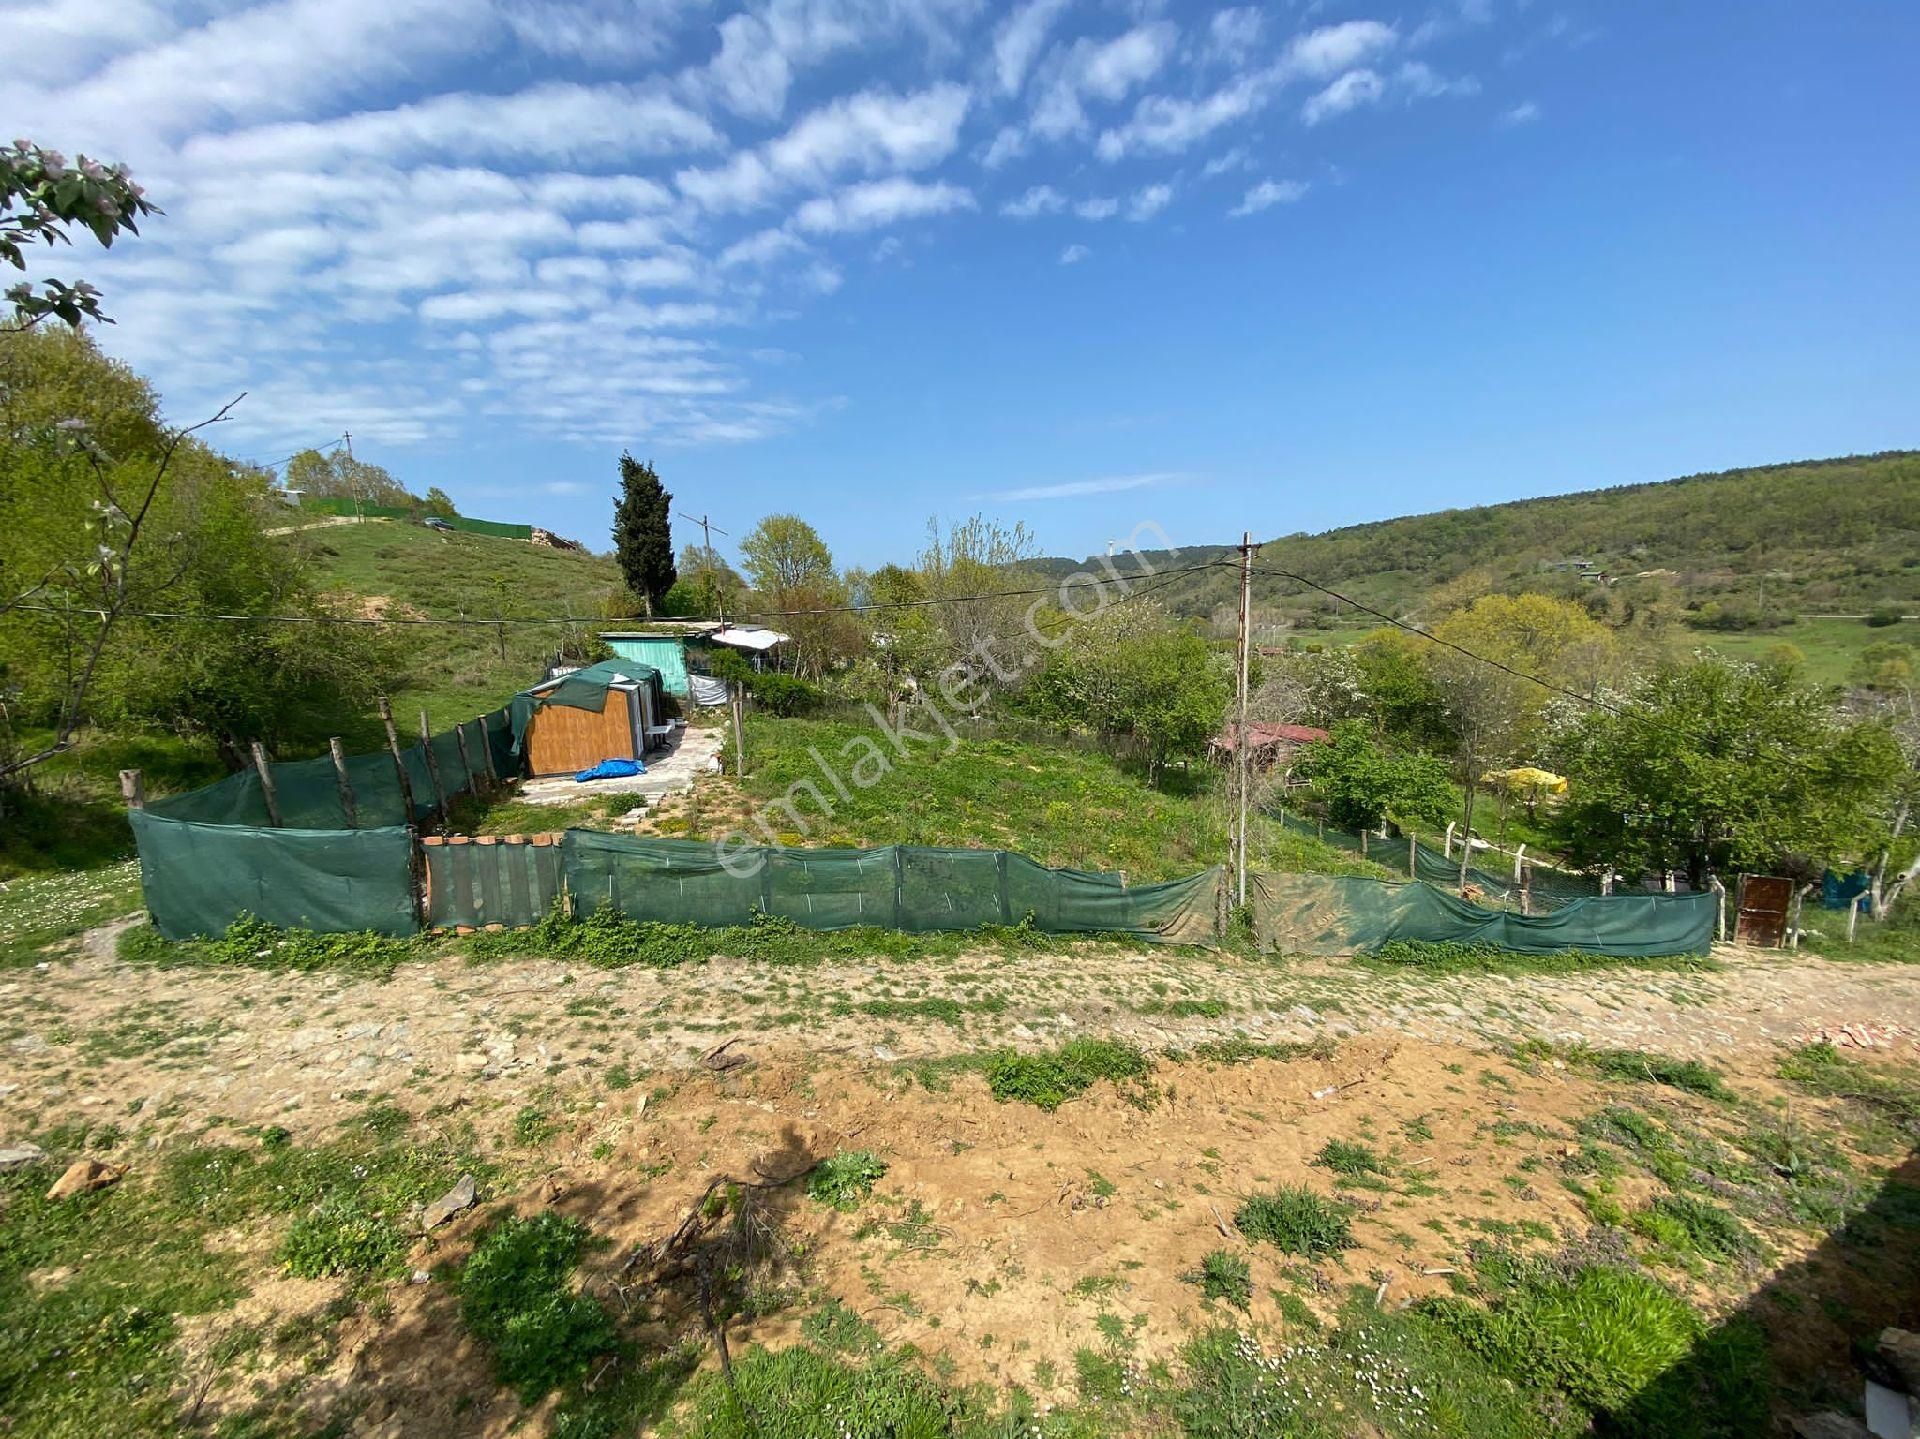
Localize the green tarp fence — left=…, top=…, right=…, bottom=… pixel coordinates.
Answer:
left=563, top=831, right=1221, bottom=945
left=1269, top=808, right=1602, bottom=912
left=425, top=839, right=566, bottom=930
left=296, top=497, right=532, bottom=538
left=130, top=812, right=417, bottom=939
left=133, top=708, right=519, bottom=934
left=1250, top=871, right=1713, bottom=958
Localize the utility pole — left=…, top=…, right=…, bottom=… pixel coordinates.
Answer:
left=676, top=510, right=730, bottom=621
left=342, top=430, right=362, bottom=524
left=1234, top=530, right=1253, bottom=906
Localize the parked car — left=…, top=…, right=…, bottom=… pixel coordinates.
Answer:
left=422, top=517, right=454, bottom=531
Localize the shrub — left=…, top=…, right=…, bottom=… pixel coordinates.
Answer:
left=984, top=1039, right=1150, bottom=1110
left=806, top=1150, right=888, bottom=1212
left=1235, top=1186, right=1354, bottom=1257
left=746, top=670, right=823, bottom=717
left=279, top=1195, right=406, bottom=1278
left=1185, top=1249, right=1253, bottom=1309
left=1866, top=605, right=1906, bottom=628
left=457, top=1212, right=618, bottom=1403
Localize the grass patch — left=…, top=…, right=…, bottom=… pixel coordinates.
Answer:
left=1779, top=1042, right=1920, bottom=1136
left=456, top=1211, right=618, bottom=1404
left=1185, top=1035, right=1337, bottom=1066
left=1578, top=1047, right=1731, bottom=1100
left=0, top=859, right=143, bottom=968
left=984, top=1038, right=1151, bottom=1111
left=1235, top=1186, right=1355, bottom=1257
left=806, top=1150, right=888, bottom=1212
left=1365, top=938, right=1711, bottom=977
left=1184, top=1249, right=1253, bottom=1310
left=118, top=912, right=428, bottom=978
left=1316, top=1139, right=1389, bottom=1180
left=1631, top=1195, right=1752, bottom=1261
left=800, top=1298, right=883, bottom=1356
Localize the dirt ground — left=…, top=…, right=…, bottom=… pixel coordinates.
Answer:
left=4, top=937, right=1917, bottom=1148
left=7, top=936, right=1920, bottom=1435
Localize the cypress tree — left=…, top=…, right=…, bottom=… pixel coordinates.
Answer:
left=611, top=452, right=676, bottom=615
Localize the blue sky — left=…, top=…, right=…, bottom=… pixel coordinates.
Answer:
left=8, top=0, right=1917, bottom=568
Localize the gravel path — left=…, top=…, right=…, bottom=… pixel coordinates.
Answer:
left=4, top=937, right=1918, bottom=1146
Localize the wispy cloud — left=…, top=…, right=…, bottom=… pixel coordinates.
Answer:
left=1230, top=178, right=1307, bottom=217
left=987, top=470, right=1184, bottom=500
left=1058, top=243, right=1090, bottom=264
left=1502, top=100, right=1541, bottom=125
left=1302, top=68, right=1385, bottom=125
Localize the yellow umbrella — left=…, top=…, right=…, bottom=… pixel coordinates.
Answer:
left=1482, top=766, right=1568, bottom=795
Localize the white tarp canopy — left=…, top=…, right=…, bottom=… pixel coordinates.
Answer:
left=711, top=626, right=789, bottom=652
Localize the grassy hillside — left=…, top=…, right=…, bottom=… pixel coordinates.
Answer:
left=290, top=517, right=626, bottom=730
left=1045, top=452, right=1920, bottom=635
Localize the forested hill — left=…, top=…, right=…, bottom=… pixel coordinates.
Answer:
left=1040, top=452, right=1920, bottom=630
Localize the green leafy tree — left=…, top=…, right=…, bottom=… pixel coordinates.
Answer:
left=422, top=486, right=458, bottom=520
left=282, top=448, right=412, bottom=508
left=740, top=513, right=834, bottom=594
left=1550, top=654, right=1905, bottom=886
left=1296, top=720, right=1455, bottom=833
left=3, top=140, right=158, bottom=327
left=610, top=453, right=674, bottom=614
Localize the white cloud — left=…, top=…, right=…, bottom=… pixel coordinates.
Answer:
left=1030, top=21, right=1177, bottom=140
left=185, top=83, right=724, bottom=172
left=1058, top=243, right=1090, bottom=264
left=718, top=227, right=808, bottom=267
left=576, top=217, right=674, bottom=251
left=1207, top=7, right=1263, bottom=64
left=1201, top=146, right=1252, bottom=177
left=504, top=0, right=699, bottom=64
left=676, top=83, right=971, bottom=212
left=990, top=471, right=1182, bottom=499
left=621, top=250, right=705, bottom=288
left=793, top=177, right=976, bottom=233
left=694, top=12, right=794, bottom=120
left=4, top=0, right=176, bottom=87
left=1302, top=69, right=1385, bottom=125
left=1502, top=100, right=1541, bottom=125
left=1397, top=60, right=1480, bottom=100
left=1002, top=184, right=1068, bottom=217
left=1094, top=17, right=1398, bottom=160
left=993, top=0, right=1073, bottom=95
left=980, top=125, right=1028, bottom=169
left=1074, top=195, right=1119, bottom=219
left=1229, top=178, right=1307, bottom=216
left=1127, top=182, right=1172, bottom=221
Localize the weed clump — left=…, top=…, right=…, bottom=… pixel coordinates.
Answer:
left=120, top=914, right=425, bottom=978
left=1316, top=1139, right=1388, bottom=1179
left=985, top=1039, right=1151, bottom=1110
left=1184, top=1249, right=1253, bottom=1309
left=1235, top=1186, right=1355, bottom=1257
left=279, top=1195, right=406, bottom=1278
left=457, top=1212, right=618, bottom=1403
left=807, top=1150, right=888, bottom=1212
left=1583, top=1048, right=1730, bottom=1100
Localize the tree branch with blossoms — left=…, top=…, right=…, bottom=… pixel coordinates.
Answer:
left=2, top=139, right=159, bottom=329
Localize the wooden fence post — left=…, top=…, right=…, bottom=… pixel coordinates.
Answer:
left=419, top=710, right=447, bottom=817
left=453, top=721, right=478, bottom=796
left=475, top=715, right=499, bottom=785
left=250, top=741, right=284, bottom=827
left=119, top=768, right=145, bottom=811
left=377, top=696, right=417, bottom=822
left=731, top=683, right=746, bottom=778
left=328, top=737, right=359, bottom=828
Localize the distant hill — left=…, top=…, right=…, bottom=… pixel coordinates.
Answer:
left=1038, top=452, right=1920, bottom=635
left=288, top=517, right=624, bottom=727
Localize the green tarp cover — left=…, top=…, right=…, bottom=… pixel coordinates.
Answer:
left=563, top=831, right=1219, bottom=945
left=508, top=660, right=664, bottom=754
left=1250, top=872, right=1712, bottom=957
left=130, top=811, right=417, bottom=938
left=426, top=841, right=565, bottom=929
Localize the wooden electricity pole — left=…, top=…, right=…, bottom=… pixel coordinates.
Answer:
left=1234, top=530, right=1253, bottom=906
left=677, top=510, right=730, bottom=621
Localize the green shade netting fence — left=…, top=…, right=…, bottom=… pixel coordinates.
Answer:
left=1269, top=808, right=1602, bottom=912
left=296, top=497, right=532, bottom=538
left=1249, top=872, right=1712, bottom=958
left=563, top=831, right=1220, bottom=945
left=129, top=812, right=417, bottom=938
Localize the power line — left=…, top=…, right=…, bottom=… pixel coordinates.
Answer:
left=5, top=559, right=1236, bottom=632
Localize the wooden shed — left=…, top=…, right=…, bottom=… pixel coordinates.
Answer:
left=517, top=660, right=670, bottom=778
